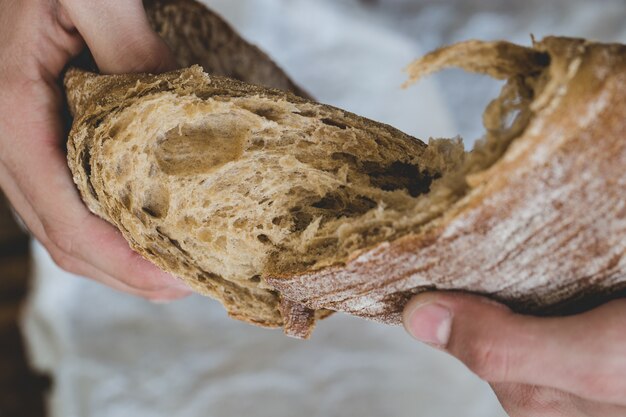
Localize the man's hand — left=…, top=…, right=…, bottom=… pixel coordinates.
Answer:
left=403, top=292, right=626, bottom=417
left=0, top=0, right=191, bottom=301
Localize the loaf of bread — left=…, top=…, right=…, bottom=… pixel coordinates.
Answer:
left=65, top=0, right=626, bottom=338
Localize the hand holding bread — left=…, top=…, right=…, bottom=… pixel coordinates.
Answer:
left=404, top=294, right=626, bottom=416
left=0, top=0, right=190, bottom=300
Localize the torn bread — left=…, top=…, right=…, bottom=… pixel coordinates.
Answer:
left=65, top=2, right=626, bottom=338
left=65, top=65, right=462, bottom=336
left=268, top=37, right=626, bottom=326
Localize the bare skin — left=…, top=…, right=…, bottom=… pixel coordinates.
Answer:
left=404, top=292, right=626, bottom=416
left=0, top=0, right=191, bottom=301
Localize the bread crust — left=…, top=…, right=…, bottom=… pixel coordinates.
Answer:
left=143, top=0, right=310, bottom=98
left=267, top=37, right=626, bottom=325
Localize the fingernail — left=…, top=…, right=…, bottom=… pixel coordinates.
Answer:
left=405, top=302, right=452, bottom=347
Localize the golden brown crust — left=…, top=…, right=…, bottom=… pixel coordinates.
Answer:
left=267, top=37, right=626, bottom=324
left=143, top=0, right=311, bottom=98
left=403, top=39, right=549, bottom=84
left=278, top=298, right=317, bottom=339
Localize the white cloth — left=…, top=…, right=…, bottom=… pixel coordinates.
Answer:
left=22, top=1, right=626, bottom=416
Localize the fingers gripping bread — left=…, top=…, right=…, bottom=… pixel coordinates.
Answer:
left=65, top=0, right=626, bottom=338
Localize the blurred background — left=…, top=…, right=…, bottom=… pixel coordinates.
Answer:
left=2, top=0, right=626, bottom=416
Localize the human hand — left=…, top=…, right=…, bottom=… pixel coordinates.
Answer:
left=403, top=292, right=626, bottom=416
left=0, top=0, right=191, bottom=301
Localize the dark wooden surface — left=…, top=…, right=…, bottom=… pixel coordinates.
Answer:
left=0, top=192, right=49, bottom=417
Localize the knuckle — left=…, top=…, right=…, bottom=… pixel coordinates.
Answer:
left=123, top=37, right=171, bottom=73
left=505, top=387, right=541, bottom=414
left=42, top=223, right=77, bottom=258
left=48, top=247, right=77, bottom=274
left=503, top=387, right=572, bottom=417
left=463, top=339, right=509, bottom=381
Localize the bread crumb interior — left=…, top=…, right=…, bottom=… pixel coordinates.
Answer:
left=100, top=56, right=544, bottom=286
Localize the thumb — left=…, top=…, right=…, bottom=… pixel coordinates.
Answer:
left=60, top=0, right=177, bottom=74
left=402, top=292, right=626, bottom=404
